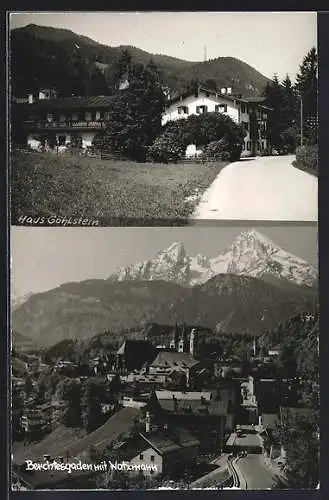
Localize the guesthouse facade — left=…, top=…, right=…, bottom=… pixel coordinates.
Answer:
left=12, top=85, right=271, bottom=157
left=162, top=86, right=271, bottom=157
left=12, top=94, right=115, bottom=150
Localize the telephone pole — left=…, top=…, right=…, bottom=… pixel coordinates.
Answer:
left=204, top=46, right=207, bottom=63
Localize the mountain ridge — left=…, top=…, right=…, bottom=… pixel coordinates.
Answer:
left=12, top=272, right=317, bottom=347
left=109, top=229, right=317, bottom=288
left=11, top=23, right=270, bottom=98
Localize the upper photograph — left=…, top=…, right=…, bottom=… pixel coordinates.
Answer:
left=9, top=11, right=318, bottom=225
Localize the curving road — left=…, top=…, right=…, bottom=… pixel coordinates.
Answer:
left=235, top=454, right=277, bottom=490
left=192, top=155, right=317, bottom=221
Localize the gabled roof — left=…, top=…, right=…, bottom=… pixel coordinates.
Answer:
left=118, top=428, right=199, bottom=460
left=66, top=407, right=140, bottom=458
left=139, top=429, right=199, bottom=455
left=167, top=86, right=271, bottom=111
left=150, top=351, right=199, bottom=369
left=155, top=390, right=212, bottom=401
left=14, top=95, right=116, bottom=111
left=157, top=397, right=229, bottom=416
left=167, top=86, right=238, bottom=106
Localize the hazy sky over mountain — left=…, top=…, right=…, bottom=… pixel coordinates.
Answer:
left=9, top=11, right=317, bottom=81
left=11, top=225, right=318, bottom=298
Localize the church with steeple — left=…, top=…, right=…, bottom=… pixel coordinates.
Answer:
left=169, top=324, right=198, bottom=357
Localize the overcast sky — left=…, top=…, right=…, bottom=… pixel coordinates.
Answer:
left=9, top=11, right=317, bottom=81
left=11, top=225, right=318, bottom=298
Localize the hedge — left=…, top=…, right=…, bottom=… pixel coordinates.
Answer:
left=295, top=145, right=318, bottom=173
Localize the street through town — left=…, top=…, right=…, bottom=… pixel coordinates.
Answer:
left=192, top=155, right=317, bottom=221
left=235, top=454, right=277, bottom=490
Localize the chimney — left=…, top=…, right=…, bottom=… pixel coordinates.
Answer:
left=145, top=411, right=151, bottom=433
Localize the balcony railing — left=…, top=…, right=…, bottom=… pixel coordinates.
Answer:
left=22, top=120, right=106, bottom=129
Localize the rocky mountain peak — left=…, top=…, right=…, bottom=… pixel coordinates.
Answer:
left=109, top=231, right=317, bottom=288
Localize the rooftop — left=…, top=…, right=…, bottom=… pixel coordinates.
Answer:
left=157, top=397, right=229, bottom=416
left=14, top=95, right=115, bottom=111
left=66, top=407, right=140, bottom=458
left=155, top=390, right=212, bottom=401
left=167, top=86, right=269, bottom=108
left=150, top=351, right=199, bottom=369
left=119, top=428, right=200, bottom=460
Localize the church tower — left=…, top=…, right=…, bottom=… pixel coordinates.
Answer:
left=170, top=323, right=179, bottom=350
left=189, top=328, right=197, bottom=356
left=178, top=336, right=185, bottom=353
left=178, top=323, right=188, bottom=353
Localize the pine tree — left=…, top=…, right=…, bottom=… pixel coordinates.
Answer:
left=264, top=74, right=285, bottom=152
left=82, top=380, right=103, bottom=433
left=280, top=75, right=298, bottom=153
left=95, top=52, right=166, bottom=161
left=295, top=47, right=318, bottom=145
left=55, top=378, right=82, bottom=428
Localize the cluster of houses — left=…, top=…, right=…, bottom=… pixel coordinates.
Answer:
left=12, top=325, right=306, bottom=489
left=12, top=82, right=271, bottom=158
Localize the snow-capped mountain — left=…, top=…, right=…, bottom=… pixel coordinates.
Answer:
left=109, top=229, right=317, bottom=287
left=110, top=242, right=191, bottom=286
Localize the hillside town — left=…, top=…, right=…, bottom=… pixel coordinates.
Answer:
left=12, top=315, right=318, bottom=490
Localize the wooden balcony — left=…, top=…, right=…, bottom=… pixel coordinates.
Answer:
left=22, top=120, right=107, bottom=130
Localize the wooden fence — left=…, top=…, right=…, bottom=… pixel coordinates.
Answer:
left=12, top=146, right=209, bottom=164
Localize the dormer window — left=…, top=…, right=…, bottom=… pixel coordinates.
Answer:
left=215, top=104, right=227, bottom=113
left=178, top=106, right=189, bottom=115
left=196, top=105, right=208, bottom=114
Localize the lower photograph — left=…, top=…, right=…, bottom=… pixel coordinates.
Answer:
left=10, top=224, right=319, bottom=490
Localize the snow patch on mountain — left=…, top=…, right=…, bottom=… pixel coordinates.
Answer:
left=109, top=229, right=317, bottom=287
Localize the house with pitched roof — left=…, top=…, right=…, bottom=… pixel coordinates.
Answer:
left=148, top=351, right=200, bottom=387
left=13, top=83, right=271, bottom=157
left=12, top=94, right=115, bottom=150
left=162, top=85, right=271, bottom=157
left=117, top=424, right=200, bottom=478
left=146, top=388, right=236, bottom=453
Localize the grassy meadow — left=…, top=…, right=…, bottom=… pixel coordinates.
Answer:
left=11, top=151, right=227, bottom=224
